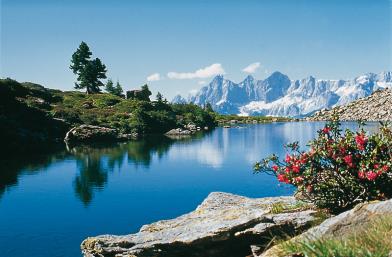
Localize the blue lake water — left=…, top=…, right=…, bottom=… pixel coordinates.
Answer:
left=0, top=122, right=379, bottom=257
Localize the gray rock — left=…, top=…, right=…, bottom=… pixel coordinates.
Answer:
left=165, top=128, right=193, bottom=136
left=309, top=88, right=392, bottom=122
left=81, top=192, right=315, bottom=257
left=64, top=125, right=135, bottom=144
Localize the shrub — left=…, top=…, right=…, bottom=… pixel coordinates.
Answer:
left=254, top=117, right=392, bottom=213
left=90, top=94, right=121, bottom=108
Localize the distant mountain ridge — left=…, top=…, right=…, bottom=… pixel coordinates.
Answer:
left=172, top=71, right=392, bottom=117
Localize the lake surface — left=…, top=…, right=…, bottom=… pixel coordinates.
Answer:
left=0, top=122, right=379, bottom=257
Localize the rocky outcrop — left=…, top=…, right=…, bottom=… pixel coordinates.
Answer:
left=64, top=125, right=137, bottom=144
left=259, top=198, right=392, bottom=257
left=165, top=128, right=194, bottom=136
left=308, top=88, right=392, bottom=121
left=81, top=192, right=316, bottom=257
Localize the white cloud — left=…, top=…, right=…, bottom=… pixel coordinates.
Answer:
left=242, top=62, right=261, bottom=74
left=167, top=63, right=225, bottom=80
left=198, top=81, right=206, bottom=85
left=146, top=73, right=161, bottom=81
left=189, top=89, right=199, bottom=96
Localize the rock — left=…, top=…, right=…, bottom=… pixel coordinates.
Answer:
left=64, top=125, right=135, bottom=144
left=118, top=133, right=139, bottom=140
left=309, top=88, right=392, bottom=121
left=165, top=128, right=193, bottom=136
left=81, top=192, right=315, bottom=257
left=185, top=123, right=197, bottom=131
left=259, top=198, right=392, bottom=257
left=82, top=101, right=94, bottom=109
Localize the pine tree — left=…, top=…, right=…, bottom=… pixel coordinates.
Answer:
left=156, top=92, right=163, bottom=102
left=70, top=42, right=107, bottom=94
left=205, top=102, right=214, bottom=113
left=105, top=79, right=115, bottom=94
left=114, top=81, right=123, bottom=97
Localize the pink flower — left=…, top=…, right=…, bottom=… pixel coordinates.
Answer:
left=277, top=174, right=290, bottom=184
left=355, top=134, right=368, bottom=151
left=295, top=176, right=304, bottom=183
left=358, top=171, right=366, bottom=179
left=272, top=165, right=279, bottom=172
left=322, top=127, right=331, bottom=134
left=292, top=165, right=300, bottom=173
left=285, top=154, right=291, bottom=163
left=366, top=171, right=378, bottom=181
left=343, top=155, right=354, bottom=167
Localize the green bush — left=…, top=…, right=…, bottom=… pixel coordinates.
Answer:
left=89, top=94, right=121, bottom=108
left=255, top=118, right=392, bottom=213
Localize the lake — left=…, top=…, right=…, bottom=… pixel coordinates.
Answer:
left=0, top=122, right=379, bottom=257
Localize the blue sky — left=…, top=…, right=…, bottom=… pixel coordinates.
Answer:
left=1, top=0, right=391, bottom=99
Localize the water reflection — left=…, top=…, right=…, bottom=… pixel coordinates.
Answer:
left=67, top=136, right=178, bottom=205
left=0, top=135, right=184, bottom=204
left=0, top=123, right=379, bottom=205
left=0, top=150, right=69, bottom=198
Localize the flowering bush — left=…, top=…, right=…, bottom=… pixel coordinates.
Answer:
left=254, top=118, right=392, bottom=213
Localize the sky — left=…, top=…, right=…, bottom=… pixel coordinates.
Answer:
left=1, top=0, right=391, bottom=99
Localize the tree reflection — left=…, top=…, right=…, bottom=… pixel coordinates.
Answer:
left=68, top=136, right=179, bottom=205
left=0, top=134, right=206, bottom=205
left=126, top=136, right=175, bottom=167
left=0, top=149, right=69, bottom=198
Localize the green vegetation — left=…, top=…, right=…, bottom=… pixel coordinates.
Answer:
left=0, top=78, right=69, bottom=154
left=216, top=114, right=291, bottom=124
left=279, top=215, right=392, bottom=257
left=0, top=78, right=217, bottom=147
left=269, top=201, right=311, bottom=214
left=70, top=41, right=107, bottom=94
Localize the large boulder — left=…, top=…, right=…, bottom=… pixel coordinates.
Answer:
left=259, top=198, right=392, bottom=257
left=81, top=192, right=316, bottom=257
left=64, top=125, right=136, bottom=144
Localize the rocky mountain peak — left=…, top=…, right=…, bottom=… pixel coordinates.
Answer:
left=172, top=71, right=391, bottom=117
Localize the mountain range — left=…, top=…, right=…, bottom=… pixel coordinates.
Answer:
left=172, top=71, right=392, bottom=117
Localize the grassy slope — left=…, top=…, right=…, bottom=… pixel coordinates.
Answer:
left=0, top=78, right=218, bottom=153
left=277, top=215, right=392, bottom=257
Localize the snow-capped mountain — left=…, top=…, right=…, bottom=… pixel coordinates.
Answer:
left=172, top=71, right=392, bottom=117
left=171, top=94, right=187, bottom=104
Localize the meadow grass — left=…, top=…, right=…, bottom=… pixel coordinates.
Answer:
left=279, top=214, right=392, bottom=257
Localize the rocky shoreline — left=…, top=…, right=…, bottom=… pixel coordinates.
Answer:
left=81, top=192, right=317, bottom=257
left=81, top=192, right=392, bottom=257
left=308, top=88, right=392, bottom=121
